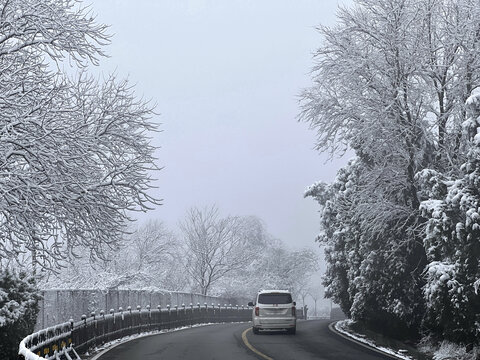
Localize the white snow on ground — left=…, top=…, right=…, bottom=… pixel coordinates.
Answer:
left=334, top=320, right=414, bottom=360
left=420, top=340, right=480, bottom=360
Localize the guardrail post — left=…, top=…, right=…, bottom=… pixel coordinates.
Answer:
left=92, top=311, right=96, bottom=335
left=116, top=307, right=121, bottom=340
left=167, top=305, right=171, bottom=329
left=91, top=311, right=97, bottom=349
left=99, top=310, right=105, bottom=344
left=69, top=318, right=74, bottom=351
left=181, top=303, right=185, bottom=326
left=157, top=305, right=162, bottom=330
left=195, top=303, right=200, bottom=325
left=136, top=305, right=141, bottom=334
left=147, top=305, right=151, bottom=331
left=127, top=306, right=132, bottom=336
left=204, top=303, right=208, bottom=323
left=175, top=305, right=179, bottom=327
left=106, top=309, right=113, bottom=342
left=80, top=314, right=87, bottom=353
left=189, top=303, right=194, bottom=326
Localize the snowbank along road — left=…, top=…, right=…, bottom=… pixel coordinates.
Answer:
left=95, top=319, right=392, bottom=360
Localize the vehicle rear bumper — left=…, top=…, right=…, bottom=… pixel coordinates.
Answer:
left=252, top=317, right=296, bottom=329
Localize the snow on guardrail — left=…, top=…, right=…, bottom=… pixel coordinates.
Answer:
left=19, top=303, right=252, bottom=360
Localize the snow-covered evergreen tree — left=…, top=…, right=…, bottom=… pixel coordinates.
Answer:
left=0, top=269, right=40, bottom=360
left=304, top=162, right=359, bottom=318
left=420, top=93, right=480, bottom=344
left=306, top=159, right=426, bottom=338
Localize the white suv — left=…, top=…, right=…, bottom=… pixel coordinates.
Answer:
left=248, top=290, right=296, bottom=334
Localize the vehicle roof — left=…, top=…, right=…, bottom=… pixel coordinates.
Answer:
left=257, top=289, right=291, bottom=294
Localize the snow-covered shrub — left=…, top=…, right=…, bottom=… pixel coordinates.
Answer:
left=0, top=269, right=40, bottom=360
left=428, top=340, right=480, bottom=360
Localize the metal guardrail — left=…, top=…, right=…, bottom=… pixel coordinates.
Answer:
left=19, top=303, right=252, bottom=360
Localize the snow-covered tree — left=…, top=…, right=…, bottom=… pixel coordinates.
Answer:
left=302, top=0, right=480, bottom=340
left=41, top=220, right=186, bottom=291
left=180, top=206, right=261, bottom=295
left=221, top=241, right=319, bottom=302
left=420, top=93, right=480, bottom=344
left=0, top=269, right=40, bottom=360
left=309, top=286, right=323, bottom=317
left=304, top=162, right=360, bottom=319
left=0, top=0, right=159, bottom=270
left=109, top=220, right=187, bottom=291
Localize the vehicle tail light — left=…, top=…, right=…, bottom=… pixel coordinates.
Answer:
left=255, top=307, right=259, bottom=316
left=292, top=306, right=296, bottom=316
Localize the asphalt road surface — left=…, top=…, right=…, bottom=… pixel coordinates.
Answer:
left=96, top=319, right=392, bottom=360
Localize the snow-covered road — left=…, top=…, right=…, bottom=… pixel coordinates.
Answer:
left=93, top=320, right=391, bottom=360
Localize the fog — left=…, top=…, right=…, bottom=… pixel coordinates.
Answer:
left=89, top=0, right=353, bottom=248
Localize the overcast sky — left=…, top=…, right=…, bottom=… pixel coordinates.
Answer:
left=89, top=0, right=353, bottom=249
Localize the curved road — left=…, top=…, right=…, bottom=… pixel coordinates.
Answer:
left=96, top=320, right=392, bottom=360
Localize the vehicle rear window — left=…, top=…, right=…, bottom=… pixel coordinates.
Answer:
left=258, top=293, right=292, bottom=304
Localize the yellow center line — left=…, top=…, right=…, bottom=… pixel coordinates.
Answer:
left=241, top=327, right=274, bottom=360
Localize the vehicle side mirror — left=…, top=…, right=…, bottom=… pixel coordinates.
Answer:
left=248, top=301, right=254, bottom=307
left=293, top=301, right=296, bottom=306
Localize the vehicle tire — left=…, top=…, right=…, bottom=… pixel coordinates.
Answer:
left=252, top=327, right=259, bottom=334
left=288, top=327, right=296, bottom=335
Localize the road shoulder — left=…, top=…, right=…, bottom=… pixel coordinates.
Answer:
left=329, top=320, right=420, bottom=360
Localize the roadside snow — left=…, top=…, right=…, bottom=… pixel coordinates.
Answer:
left=420, top=340, right=480, bottom=360
left=333, top=320, right=414, bottom=360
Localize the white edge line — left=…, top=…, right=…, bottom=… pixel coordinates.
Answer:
left=328, top=321, right=405, bottom=360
